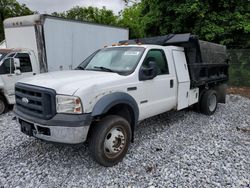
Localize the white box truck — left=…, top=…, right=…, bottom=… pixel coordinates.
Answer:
left=0, top=14, right=129, bottom=114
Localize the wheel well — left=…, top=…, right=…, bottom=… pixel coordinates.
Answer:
left=106, top=104, right=133, bottom=124
left=0, top=91, right=7, bottom=103
left=89, top=103, right=136, bottom=142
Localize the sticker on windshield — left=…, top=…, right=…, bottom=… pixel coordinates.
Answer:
left=124, top=51, right=140, bottom=56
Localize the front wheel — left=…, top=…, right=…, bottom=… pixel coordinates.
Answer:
left=200, top=90, right=218, bottom=115
left=89, top=115, right=131, bottom=167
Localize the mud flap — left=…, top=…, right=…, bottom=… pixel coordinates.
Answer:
left=214, top=84, right=227, bottom=103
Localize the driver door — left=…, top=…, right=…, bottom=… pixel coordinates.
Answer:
left=137, top=48, right=177, bottom=120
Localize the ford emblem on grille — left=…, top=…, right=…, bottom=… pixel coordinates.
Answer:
left=21, top=97, right=29, bottom=104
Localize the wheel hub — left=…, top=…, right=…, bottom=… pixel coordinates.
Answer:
left=104, top=127, right=125, bottom=155
left=0, top=100, right=5, bottom=114
left=208, top=94, right=217, bottom=111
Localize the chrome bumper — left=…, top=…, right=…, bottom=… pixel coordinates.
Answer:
left=15, top=106, right=92, bottom=144
left=17, top=117, right=90, bottom=144
left=33, top=122, right=89, bottom=144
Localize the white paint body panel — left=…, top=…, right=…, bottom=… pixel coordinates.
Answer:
left=177, top=82, right=190, bottom=110
left=172, top=50, right=190, bottom=82
left=172, top=49, right=191, bottom=110
left=189, top=88, right=199, bottom=106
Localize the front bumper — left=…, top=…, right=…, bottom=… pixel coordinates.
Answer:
left=14, top=106, right=92, bottom=144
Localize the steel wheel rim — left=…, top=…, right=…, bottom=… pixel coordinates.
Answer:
left=0, top=100, right=5, bottom=114
left=104, top=126, right=127, bottom=158
left=208, top=94, right=217, bottom=112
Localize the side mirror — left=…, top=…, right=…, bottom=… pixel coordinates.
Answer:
left=14, top=69, right=21, bottom=75
left=14, top=58, right=20, bottom=68
left=139, top=61, right=158, bottom=81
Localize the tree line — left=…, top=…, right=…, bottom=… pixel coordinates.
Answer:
left=0, top=0, right=249, bottom=49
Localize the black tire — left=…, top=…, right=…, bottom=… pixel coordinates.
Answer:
left=0, top=96, right=6, bottom=115
left=200, top=90, right=218, bottom=115
left=89, top=115, right=131, bottom=167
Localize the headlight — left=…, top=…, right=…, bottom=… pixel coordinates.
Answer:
left=56, top=95, right=83, bottom=114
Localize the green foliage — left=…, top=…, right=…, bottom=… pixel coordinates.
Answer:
left=0, top=0, right=34, bottom=42
left=228, top=49, right=250, bottom=87
left=138, top=0, right=250, bottom=48
left=118, top=3, right=145, bottom=38
left=52, top=6, right=118, bottom=26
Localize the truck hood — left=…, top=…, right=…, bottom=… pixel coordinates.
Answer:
left=18, top=70, right=125, bottom=95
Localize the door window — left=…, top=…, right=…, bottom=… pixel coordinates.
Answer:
left=15, top=53, right=32, bottom=72
left=142, top=49, right=169, bottom=75
left=0, top=58, right=15, bottom=74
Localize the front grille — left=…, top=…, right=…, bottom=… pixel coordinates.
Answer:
left=15, top=83, right=56, bottom=120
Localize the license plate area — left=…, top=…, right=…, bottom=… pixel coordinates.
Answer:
left=19, top=119, right=35, bottom=136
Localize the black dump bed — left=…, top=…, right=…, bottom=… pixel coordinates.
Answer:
left=120, top=33, right=229, bottom=88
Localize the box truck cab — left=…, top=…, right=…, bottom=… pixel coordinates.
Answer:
left=0, top=14, right=128, bottom=114
left=0, top=49, right=39, bottom=114
left=14, top=34, right=229, bottom=167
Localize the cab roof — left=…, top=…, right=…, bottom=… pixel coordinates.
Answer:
left=0, top=48, right=27, bottom=53
left=105, top=44, right=167, bottom=49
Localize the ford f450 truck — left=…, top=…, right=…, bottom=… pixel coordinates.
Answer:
left=14, top=34, right=228, bottom=166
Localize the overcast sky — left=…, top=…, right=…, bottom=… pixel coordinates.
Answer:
left=16, top=0, right=127, bottom=14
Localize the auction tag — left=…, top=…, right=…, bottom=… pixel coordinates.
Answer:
left=124, top=51, right=140, bottom=56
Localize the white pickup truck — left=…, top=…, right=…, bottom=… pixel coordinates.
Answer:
left=14, top=34, right=228, bottom=166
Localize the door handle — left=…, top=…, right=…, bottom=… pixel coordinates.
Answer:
left=170, top=79, right=174, bottom=88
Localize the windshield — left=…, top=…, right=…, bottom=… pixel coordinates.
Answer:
left=77, top=47, right=145, bottom=75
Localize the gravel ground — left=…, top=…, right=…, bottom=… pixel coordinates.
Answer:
left=0, top=94, right=250, bottom=187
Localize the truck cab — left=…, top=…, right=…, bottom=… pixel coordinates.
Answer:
left=14, top=34, right=228, bottom=167
left=0, top=49, right=39, bottom=114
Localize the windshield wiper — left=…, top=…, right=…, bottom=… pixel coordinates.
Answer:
left=93, top=66, right=115, bottom=73
left=76, top=66, right=85, bottom=70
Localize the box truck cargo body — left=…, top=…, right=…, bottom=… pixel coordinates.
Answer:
left=0, top=14, right=128, bottom=114
left=4, top=14, right=129, bottom=72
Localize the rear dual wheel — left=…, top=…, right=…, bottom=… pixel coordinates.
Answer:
left=200, top=90, right=218, bottom=115
left=89, top=115, right=131, bottom=167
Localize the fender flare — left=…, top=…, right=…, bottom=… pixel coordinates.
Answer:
left=91, top=92, right=139, bottom=121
